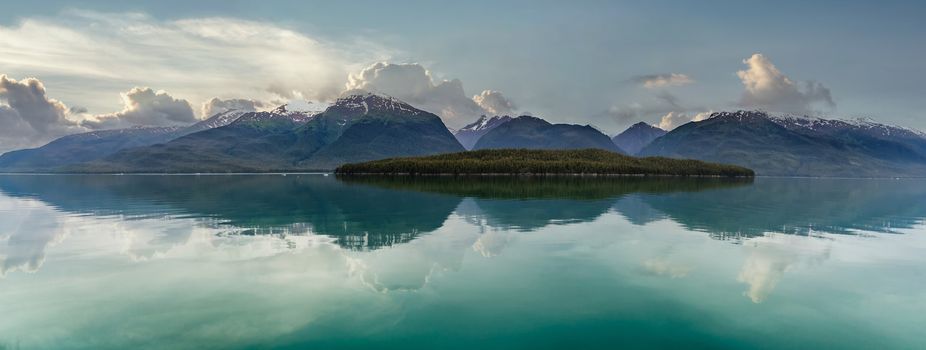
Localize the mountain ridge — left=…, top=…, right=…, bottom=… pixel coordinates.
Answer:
left=473, top=116, right=625, bottom=153
left=640, top=110, right=926, bottom=177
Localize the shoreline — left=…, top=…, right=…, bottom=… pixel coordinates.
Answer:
left=1, top=172, right=922, bottom=179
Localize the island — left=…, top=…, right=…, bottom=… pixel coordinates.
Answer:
left=334, top=149, right=755, bottom=177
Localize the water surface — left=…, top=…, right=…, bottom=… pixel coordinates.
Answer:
left=0, top=175, right=924, bottom=349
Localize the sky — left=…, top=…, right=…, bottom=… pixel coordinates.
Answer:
left=0, top=0, right=924, bottom=152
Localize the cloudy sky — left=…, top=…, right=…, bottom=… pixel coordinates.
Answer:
left=0, top=0, right=924, bottom=152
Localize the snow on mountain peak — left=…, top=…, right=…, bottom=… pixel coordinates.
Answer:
left=459, top=115, right=513, bottom=132
left=331, top=92, right=421, bottom=115
left=704, top=110, right=926, bottom=139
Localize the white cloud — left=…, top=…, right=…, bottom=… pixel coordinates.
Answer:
left=473, top=90, right=516, bottom=116
left=635, top=73, right=694, bottom=89
left=201, top=98, right=265, bottom=117
left=658, top=111, right=712, bottom=130
left=343, top=62, right=515, bottom=127
left=0, top=10, right=390, bottom=117
left=641, top=258, right=692, bottom=278
left=737, top=53, right=835, bottom=114
left=81, top=87, right=196, bottom=129
left=0, top=75, right=84, bottom=152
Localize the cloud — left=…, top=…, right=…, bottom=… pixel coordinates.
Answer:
left=82, top=87, right=196, bottom=129
left=343, top=62, right=515, bottom=127
left=0, top=75, right=84, bottom=152
left=473, top=90, right=516, bottom=116
left=0, top=75, right=74, bottom=133
left=201, top=98, right=265, bottom=117
left=737, top=53, right=835, bottom=114
left=634, top=73, right=694, bottom=89
left=0, top=10, right=390, bottom=116
left=658, top=111, right=712, bottom=130
left=606, top=88, right=716, bottom=131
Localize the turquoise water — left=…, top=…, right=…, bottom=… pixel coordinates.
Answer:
left=0, top=175, right=924, bottom=349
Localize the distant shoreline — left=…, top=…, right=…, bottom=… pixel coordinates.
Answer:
left=1, top=172, right=923, bottom=179
left=335, top=173, right=748, bottom=177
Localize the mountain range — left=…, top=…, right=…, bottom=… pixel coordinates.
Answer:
left=0, top=109, right=253, bottom=172
left=2, top=92, right=926, bottom=177
left=68, top=94, right=464, bottom=172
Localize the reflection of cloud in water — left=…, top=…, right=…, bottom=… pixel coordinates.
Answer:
left=641, top=258, right=691, bottom=278
left=117, top=220, right=195, bottom=261
left=0, top=198, right=68, bottom=277
left=737, top=234, right=832, bottom=303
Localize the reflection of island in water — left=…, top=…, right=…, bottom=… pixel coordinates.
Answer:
left=1, top=175, right=925, bottom=254
left=340, top=176, right=753, bottom=231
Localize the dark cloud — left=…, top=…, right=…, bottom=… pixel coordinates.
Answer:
left=0, top=75, right=83, bottom=152
left=0, top=75, right=75, bottom=133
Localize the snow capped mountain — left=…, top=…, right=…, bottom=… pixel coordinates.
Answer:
left=705, top=110, right=926, bottom=140
left=326, top=93, right=425, bottom=117
left=183, top=110, right=250, bottom=134
left=462, top=115, right=514, bottom=132
left=705, top=110, right=771, bottom=123
left=642, top=110, right=926, bottom=177
left=770, top=114, right=926, bottom=139
left=453, top=115, right=513, bottom=149
left=232, top=106, right=318, bottom=125
left=269, top=103, right=324, bottom=124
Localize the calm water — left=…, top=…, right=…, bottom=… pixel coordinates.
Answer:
left=0, top=175, right=924, bottom=349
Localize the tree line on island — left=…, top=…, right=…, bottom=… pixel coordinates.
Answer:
left=335, top=149, right=754, bottom=177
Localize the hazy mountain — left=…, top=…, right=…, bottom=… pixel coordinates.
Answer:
left=473, top=116, right=624, bottom=153
left=70, top=94, right=464, bottom=172
left=0, top=109, right=250, bottom=172
left=639, top=110, right=926, bottom=177
left=453, top=115, right=513, bottom=150
left=611, top=122, right=667, bottom=155
left=73, top=110, right=308, bottom=172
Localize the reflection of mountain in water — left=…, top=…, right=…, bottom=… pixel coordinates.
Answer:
left=0, top=175, right=462, bottom=251
left=635, top=178, right=926, bottom=239
left=2, top=175, right=921, bottom=257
